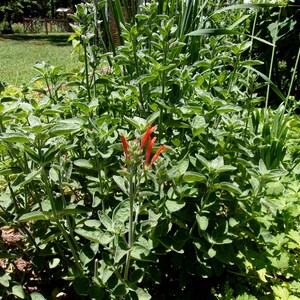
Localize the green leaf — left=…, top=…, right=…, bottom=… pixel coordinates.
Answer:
left=236, top=293, right=258, bottom=300
left=112, top=284, right=127, bottom=296
left=73, top=102, right=89, bottom=114
left=0, top=167, right=22, bottom=176
left=0, top=273, right=11, bottom=287
left=266, top=181, right=284, bottom=195
left=49, top=258, right=60, bottom=269
left=137, top=74, right=157, bottom=84
left=0, top=132, right=29, bottom=143
left=177, top=159, right=189, bottom=176
left=12, top=168, right=42, bottom=191
left=19, top=211, right=50, bottom=222
left=113, top=175, right=128, bottom=195
left=114, top=244, right=127, bottom=263
left=188, top=28, right=241, bottom=36
left=0, top=192, right=11, bottom=210
left=130, top=269, right=144, bottom=283
left=216, top=182, right=242, bottom=194
left=30, top=292, right=46, bottom=300
left=195, top=154, right=211, bottom=171
left=183, top=171, right=206, bottom=183
left=12, top=283, right=26, bottom=299
left=196, top=215, right=209, bottom=231
left=207, top=248, right=216, bottom=258
left=244, top=66, right=286, bottom=102
left=74, top=159, right=94, bottom=169
left=188, top=28, right=274, bottom=47
left=49, top=122, right=81, bottom=137
left=216, top=105, right=242, bottom=114
left=135, top=288, right=152, bottom=300
left=98, top=212, right=113, bottom=231
left=190, top=115, right=206, bottom=136
left=288, top=230, right=300, bottom=250
left=90, top=286, right=105, bottom=300
left=257, top=268, right=268, bottom=283
left=112, top=200, right=130, bottom=224
left=80, top=243, right=99, bottom=266
left=57, top=205, right=91, bottom=217
left=73, top=276, right=90, bottom=296
left=146, top=110, right=160, bottom=125
left=165, top=200, right=185, bottom=212
left=272, top=285, right=290, bottom=300
left=131, top=243, right=150, bottom=260
left=124, top=116, right=146, bottom=130
left=75, top=227, right=113, bottom=245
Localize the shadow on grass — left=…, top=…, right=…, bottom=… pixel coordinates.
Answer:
left=0, top=33, right=72, bottom=46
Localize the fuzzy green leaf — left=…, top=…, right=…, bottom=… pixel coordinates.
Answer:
left=19, top=211, right=50, bottom=222
left=183, top=171, right=206, bottom=183
left=0, top=132, right=29, bottom=143
left=75, top=227, right=113, bottom=245
left=30, top=292, right=47, bottom=300
left=196, top=215, right=209, bottom=231
left=73, top=276, right=90, bottom=296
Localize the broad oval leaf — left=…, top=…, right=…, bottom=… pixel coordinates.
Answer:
left=196, top=215, right=209, bottom=231
left=73, top=276, right=90, bottom=296
left=19, top=211, right=50, bottom=222
left=30, top=292, right=46, bottom=300
left=74, top=159, right=94, bottom=169
left=49, top=122, right=81, bottom=137
left=75, top=227, right=113, bottom=245
left=183, top=171, right=206, bottom=183
left=165, top=200, right=185, bottom=212
left=0, top=132, right=29, bottom=143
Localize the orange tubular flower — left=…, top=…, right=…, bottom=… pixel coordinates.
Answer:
left=150, top=145, right=167, bottom=167
left=145, top=137, right=157, bottom=166
left=121, top=134, right=130, bottom=160
left=140, top=124, right=157, bottom=150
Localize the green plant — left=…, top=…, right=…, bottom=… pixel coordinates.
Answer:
left=0, top=0, right=299, bottom=299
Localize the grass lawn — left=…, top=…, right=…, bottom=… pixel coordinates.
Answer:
left=0, top=33, right=80, bottom=86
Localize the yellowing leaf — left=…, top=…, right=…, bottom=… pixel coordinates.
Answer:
left=257, top=268, right=269, bottom=283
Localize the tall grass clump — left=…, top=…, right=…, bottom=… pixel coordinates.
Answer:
left=0, top=0, right=299, bottom=299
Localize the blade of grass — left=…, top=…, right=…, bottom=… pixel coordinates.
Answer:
left=187, top=28, right=275, bottom=47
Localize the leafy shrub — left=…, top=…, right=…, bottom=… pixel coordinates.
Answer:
left=0, top=0, right=299, bottom=299
left=11, top=22, right=24, bottom=33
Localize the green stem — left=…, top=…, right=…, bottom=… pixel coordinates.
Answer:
left=266, top=8, right=281, bottom=108
left=95, top=155, right=106, bottom=211
left=228, top=53, right=240, bottom=95
left=44, top=74, right=53, bottom=101
left=83, top=41, right=91, bottom=103
left=41, top=167, right=56, bottom=214
left=55, top=220, right=82, bottom=273
left=58, top=172, right=80, bottom=252
left=42, top=167, right=82, bottom=273
left=124, top=174, right=134, bottom=281
left=6, top=178, right=19, bottom=213
left=286, top=45, right=300, bottom=108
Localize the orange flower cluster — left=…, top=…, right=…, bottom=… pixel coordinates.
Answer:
left=121, top=124, right=166, bottom=168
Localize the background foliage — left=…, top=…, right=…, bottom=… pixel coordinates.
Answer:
left=0, top=0, right=299, bottom=299
left=0, top=0, right=82, bottom=22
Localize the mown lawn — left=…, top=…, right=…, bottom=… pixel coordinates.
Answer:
left=0, top=33, right=79, bottom=86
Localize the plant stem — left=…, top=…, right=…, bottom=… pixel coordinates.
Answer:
left=55, top=220, right=82, bottom=273
left=83, top=41, right=91, bottom=103
left=266, top=8, right=281, bottom=108
left=286, top=45, right=300, bottom=108
left=58, top=171, right=80, bottom=252
left=124, top=173, right=135, bottom=281
left=41, top=167, right=82, bottom=273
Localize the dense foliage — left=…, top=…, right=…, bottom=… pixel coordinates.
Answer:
left=0, top=0, right=81, bottom=22
left=0, top=0, right=299, bottom=299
